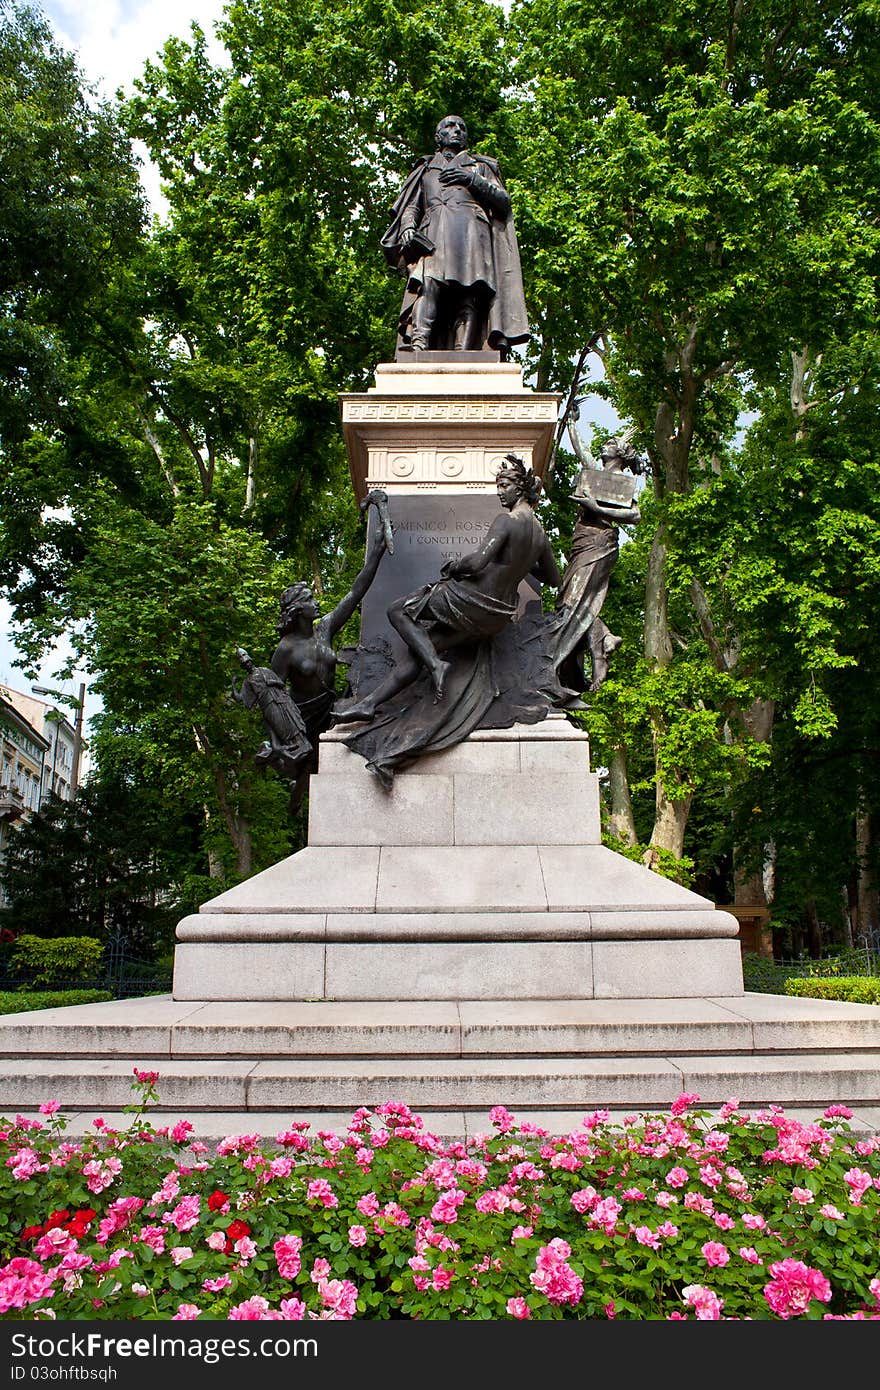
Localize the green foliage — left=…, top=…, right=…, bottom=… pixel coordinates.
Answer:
left=743, top=950, right=880, bottom=997
left=0, top=768, right=199, bottom=952
left=741, top=955, right=801, bottom=995
left=0, top=989, right=113, bottom=1014
left=602, top=833, right=694, bottom=888
left=2, top=0, right=880, bottom=944
left=786, top=977, right=880, bottom=1005
left=9, top=934, right=103, bottom=987
left=0, top=3, right=145, bottom=452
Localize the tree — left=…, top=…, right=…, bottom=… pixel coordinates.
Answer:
left=0, top=1, right=145, bottom=548
left=0, top=762, right=198, bottom=954
left=509, top=0, right=880, bottom=870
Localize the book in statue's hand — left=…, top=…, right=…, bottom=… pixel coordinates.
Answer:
left=571, top=470, right=638, bottom=508
left=400, top=229, right=435, bottom=262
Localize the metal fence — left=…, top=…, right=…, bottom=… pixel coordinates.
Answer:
left=0, top=948, right=173, bottom=1000
left=777, top=946, right=880, bottom=977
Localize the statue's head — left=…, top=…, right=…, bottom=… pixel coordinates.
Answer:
left=277, top=582, right=319, bottom=634
left=495, top=453, right=541, bottom=507
left=600, top=438, right=644, bottom=475
left=435, top=114, right=468, bottom=152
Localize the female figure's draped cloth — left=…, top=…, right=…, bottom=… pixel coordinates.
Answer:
left=341, top=598, right=569, bottom=782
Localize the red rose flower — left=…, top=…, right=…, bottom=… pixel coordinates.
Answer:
left=208, top=1191, right=229, bottom=1212
left=21, top=1226, right=44, bottom=1241
left=66, top=1209, right=96, bottom=1237
left=226, top=1219, right=251, bottom=1242
left=45, top=1210, right=71, bottom=1230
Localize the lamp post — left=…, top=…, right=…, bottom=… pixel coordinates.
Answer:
left=32, top=682, right=86, bottom=796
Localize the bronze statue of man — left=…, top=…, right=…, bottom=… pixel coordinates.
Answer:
left=381, top=115, right=530, bottom=354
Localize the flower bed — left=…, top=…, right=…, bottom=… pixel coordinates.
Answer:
left=1, top=1076, right=878, bottom=1320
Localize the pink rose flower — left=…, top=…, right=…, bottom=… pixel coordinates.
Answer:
left=348, top=1225, right=367, bottom=1248
left=0, top=1257, right=55, bottom=1314
left=507, top=1296, right=531, bottom=1319
left=164, top=1194, right=200, bottom=1232
left=739, top=1247, right=763, bottom=1264
left=670, top=1092, right=701, bottom=1117
left=172, top=1303, right=200, bottom=1320
left=570, top=1186, right=598, bottom=1213
left=274, top=1235, right=303, bottom=1280
left=763, top=1259, right=832, bottom=1319
left=319, top=1278, right=358, bottom=1319
left=306, top=1178, right=338, bottom=1209
left=229, top=1296, right=273, bottom=1320
left=530, top=1239, right=583, bottom=1307
left=742, top=1213, right=766, bottom=1230
left=202, top=1275, right=232, bottom=1293
left=701, top=1242, right=730, bottom=1268
left=682, top=1284, right=723, bottom=1320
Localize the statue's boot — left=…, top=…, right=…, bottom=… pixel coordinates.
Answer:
left=331, top=698, right=377, bottom=724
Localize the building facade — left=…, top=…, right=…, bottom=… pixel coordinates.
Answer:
left=0, top=686, right=78, bottom=909
left=0, top=687, right=77, bottom=804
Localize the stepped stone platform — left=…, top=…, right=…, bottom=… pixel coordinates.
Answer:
left=1, top=717, right=869, bottom=1133
left=1, top=993, right=879, bottom=1137
left=173, top=717, right=745, bottom=1001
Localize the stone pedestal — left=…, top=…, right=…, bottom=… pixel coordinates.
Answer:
left=340, top=358, right=560, bottom=502
left=174, top=716, right=743, bottom=1002
left=173, top=355, right=742, bottom=1003
left=341, top=360, right=560, bottom=657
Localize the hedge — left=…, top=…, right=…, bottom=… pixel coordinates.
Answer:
left=9, top=935, right=103, bottom=987
left=785, top=977, right=880, bottom=1005
left=0, top=989, right=113, bottom=1015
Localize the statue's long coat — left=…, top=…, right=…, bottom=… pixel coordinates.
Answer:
left=381, top=149, right=530, bottom=350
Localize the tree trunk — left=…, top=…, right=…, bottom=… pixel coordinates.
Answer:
left=192, top=726, right=253, bottom=880
left=650, top=774, right=692, bottom=860
left=856, top=804, right=879, bottom=945
left=805, top=898, right=824, bottom=959
left=607, top=746, right=637, bottom=845
left=244, top=431, right=257, bottom=513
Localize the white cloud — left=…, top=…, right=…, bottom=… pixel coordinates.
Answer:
left=43, top=0, right=230, bottom=214
left=43, top=0, right=228, bottom=98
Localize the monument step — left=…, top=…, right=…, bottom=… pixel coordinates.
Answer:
left=9, top=1107, right=880, bottom=1141
left=1, top=1052, right=879, bottom=1114
left=2, top=995, right=880, bottom=1059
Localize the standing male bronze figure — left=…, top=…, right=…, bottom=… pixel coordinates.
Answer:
left=381, top=115, right=530, bottom=354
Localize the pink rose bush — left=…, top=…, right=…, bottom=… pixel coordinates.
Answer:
left=0, top=1080, right=878, bottom=1320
